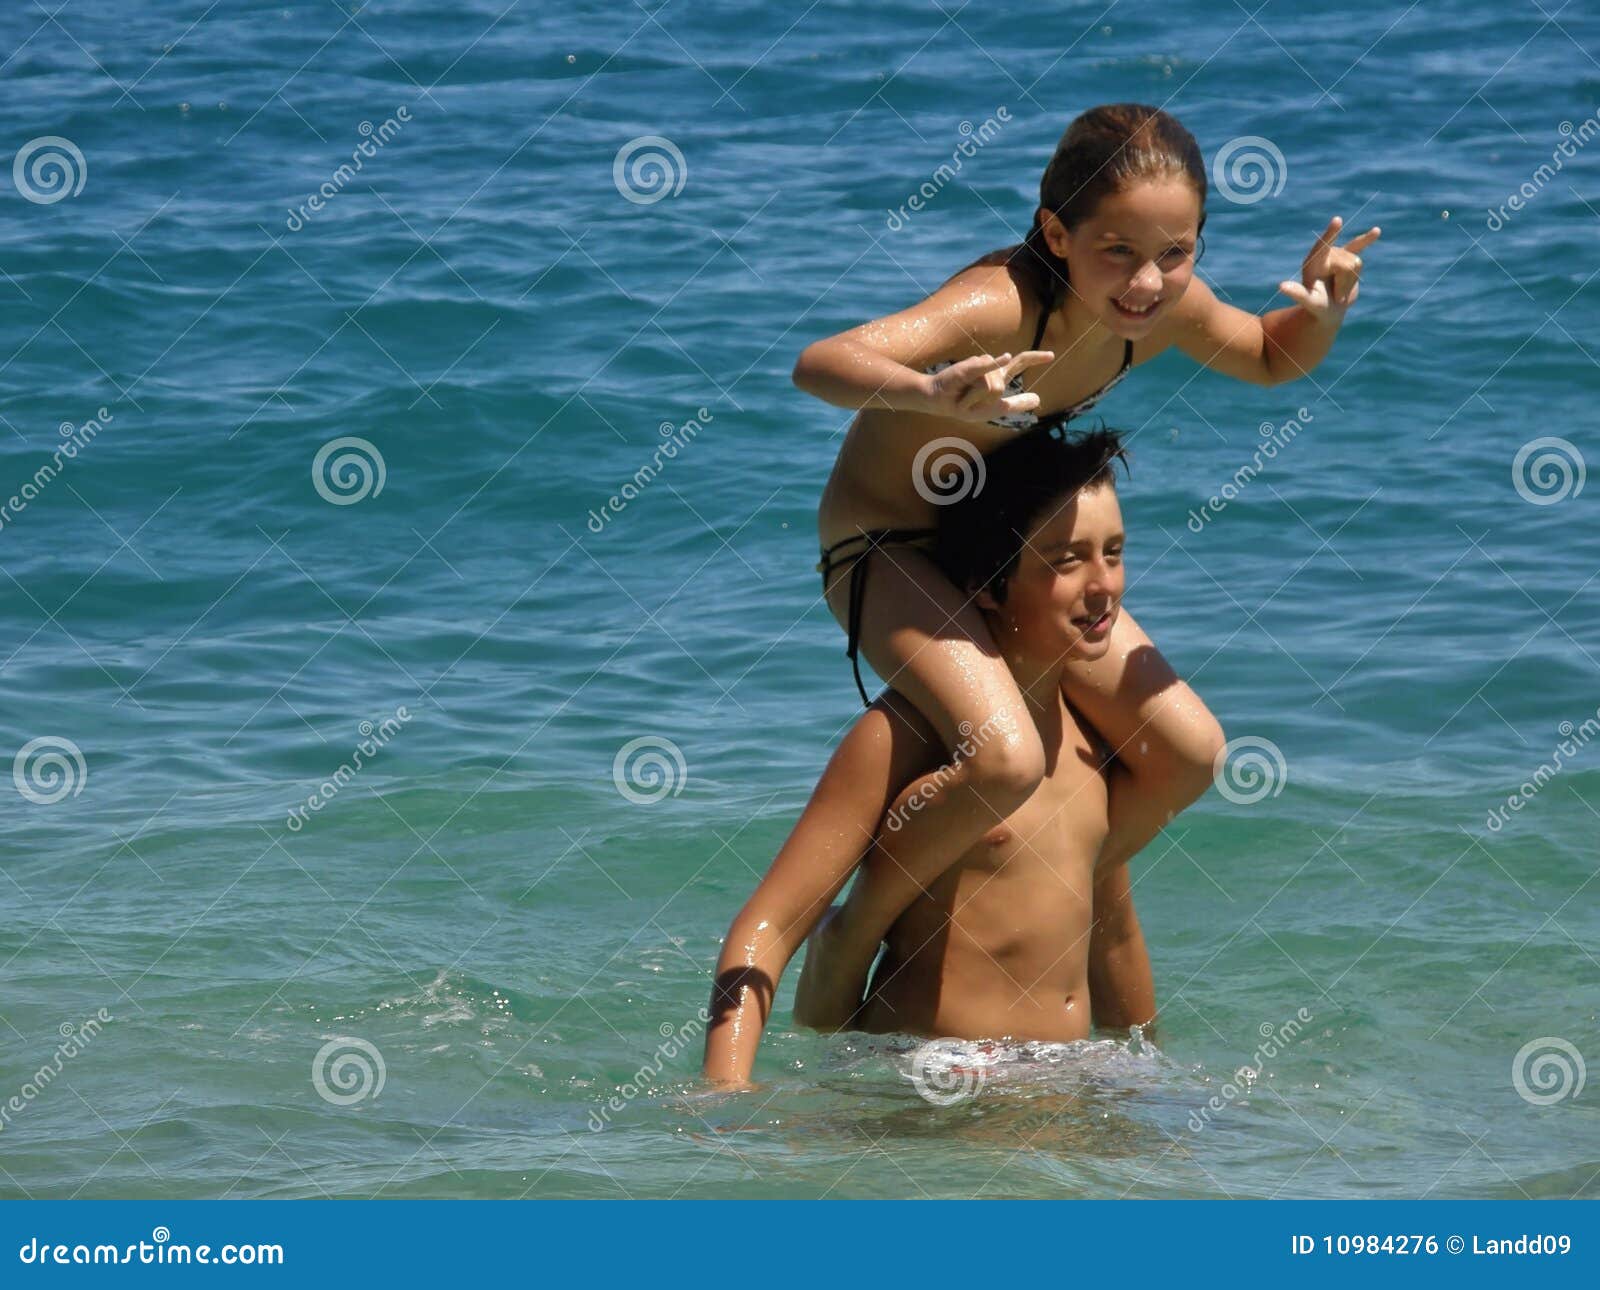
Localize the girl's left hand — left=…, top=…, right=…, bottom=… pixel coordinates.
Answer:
left=1278, top=215, right=1381, bottom=320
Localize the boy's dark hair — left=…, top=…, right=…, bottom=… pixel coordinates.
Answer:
left=936, top=426, right=1127, bottom=605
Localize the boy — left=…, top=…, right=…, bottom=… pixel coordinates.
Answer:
left=703, top=428, right=1209, bottom=1085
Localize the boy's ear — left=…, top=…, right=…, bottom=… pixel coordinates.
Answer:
left=973, top=581, right=1001, bottom=613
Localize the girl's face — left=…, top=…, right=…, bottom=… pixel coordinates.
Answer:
left=1043, top=177, right=1202, bottom=337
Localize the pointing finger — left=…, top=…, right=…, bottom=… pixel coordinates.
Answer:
left=1002, top=350, right=1055, bottom=379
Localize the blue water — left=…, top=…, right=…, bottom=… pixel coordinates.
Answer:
left=2, top=0, right=1597, bottom=1199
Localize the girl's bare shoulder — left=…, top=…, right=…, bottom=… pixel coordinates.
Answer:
left=844, top=254, right=1036, bottom=368
left=914, top=258, right=1036, bottom=353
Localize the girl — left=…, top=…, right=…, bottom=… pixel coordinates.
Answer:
left=704, top=103, right=1378, bottom=1078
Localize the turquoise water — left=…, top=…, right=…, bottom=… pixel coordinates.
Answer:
left=2, top=0, right=1597, bottom=1199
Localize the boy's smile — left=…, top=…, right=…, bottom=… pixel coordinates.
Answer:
left=979, top=482, right=1126, bottom=672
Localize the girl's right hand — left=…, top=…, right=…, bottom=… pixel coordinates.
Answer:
left=921, top=350, right=1054, bottom=424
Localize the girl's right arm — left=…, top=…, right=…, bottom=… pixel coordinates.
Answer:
left=790, top=267, right=1053, bottom=421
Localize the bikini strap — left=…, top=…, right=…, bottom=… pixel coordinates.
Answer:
left=822, top=528, right=938, bottom=708
left=1030, top=283, right=1054, bottom=351
left=846, top=556, right=872, bottom=707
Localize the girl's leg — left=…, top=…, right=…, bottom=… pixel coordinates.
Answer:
left=794, top=544, right=1047, bottom=1016
left=1058, top=606, right=1226, bottom=866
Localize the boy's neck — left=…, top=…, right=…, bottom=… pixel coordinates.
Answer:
left=994, top=640, right=1067, bottom=727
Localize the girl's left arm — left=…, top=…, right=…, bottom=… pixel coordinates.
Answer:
left=1169, top=215, right=1381, bottom=387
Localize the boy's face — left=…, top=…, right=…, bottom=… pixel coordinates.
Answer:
left=980, top=483, right=1125, bottom=664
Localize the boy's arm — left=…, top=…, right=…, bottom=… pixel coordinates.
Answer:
left=704, top=892, right=841, bottom=1088
left=702, top=699, right=930, bottom=1086
left=1088, top=859, right=1155, bottom=1030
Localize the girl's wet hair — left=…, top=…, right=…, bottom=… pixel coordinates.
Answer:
left=937, top=425, right=1128, bottom=605
left=970, top=103, right=1207, bottom=317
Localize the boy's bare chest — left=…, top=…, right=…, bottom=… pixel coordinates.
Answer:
left=963, top=750, right=1109, bottom=880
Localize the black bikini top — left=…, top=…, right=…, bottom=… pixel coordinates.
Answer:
left=923, top=292, right=1133, bottom=433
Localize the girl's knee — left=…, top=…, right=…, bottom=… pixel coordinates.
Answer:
left=1125, top=704, right=1226, bottom=804
left=964, top=728, right=1047, bottom=807
left=1174, top=710, right=1227, bottom=802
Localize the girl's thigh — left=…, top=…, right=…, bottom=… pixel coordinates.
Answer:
left=825, top=544, right=1038, bottom=761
